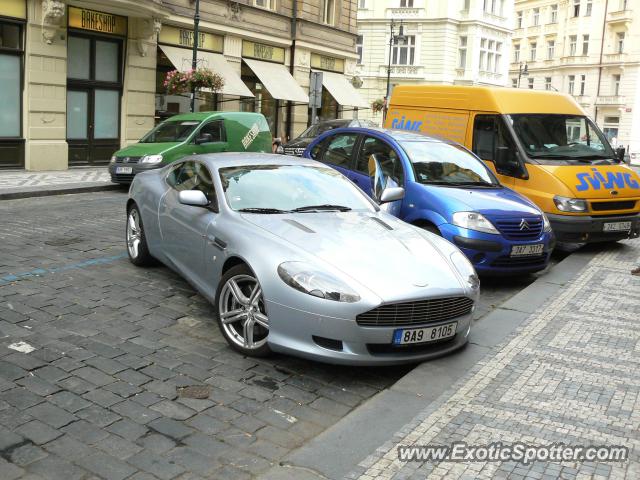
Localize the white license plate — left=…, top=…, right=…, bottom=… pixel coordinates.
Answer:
left=393, top=322, right=457, bottom=345
left=510, top=244, right=544, bottom=257
left=603, top=221, right=632, bottom=232
left=116, top=166, right=133, bottom=174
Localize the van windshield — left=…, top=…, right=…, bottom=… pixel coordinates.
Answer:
left=140, top=120, right=201, bottom=143
left=401, top=141, right=500, bottom=187
left=507, top=114, right=617, bottom=161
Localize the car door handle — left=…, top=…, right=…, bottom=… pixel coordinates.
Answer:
left=207, top=236, right=227, bottom=250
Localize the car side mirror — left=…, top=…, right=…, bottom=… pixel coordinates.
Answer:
left=495, top=146, right=520, bottom=173
left=195, top=133, right=213, bottom=145
left=178, top=190, right=209, bottom=207
left=616, top=146, right=626, bottom=163
left=379, top=187, right=405, bottom=203
left=368, top=154, right=388, bottom=202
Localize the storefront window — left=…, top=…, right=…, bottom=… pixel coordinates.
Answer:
left=0, top=18, right=24, bottom=168
left=68, top=36, right=90, bottom=79
left=240, top=63, right=278, bottom=136
left=309, top=87, right=339, bottom=124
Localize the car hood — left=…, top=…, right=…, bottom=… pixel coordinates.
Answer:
left=241, top=211, right=465, bottom=301
left=421, top=185, right=541, bottom=217
left=115, top=142, right=181, bottom=157
left=538, top=164, right=640, bottom=199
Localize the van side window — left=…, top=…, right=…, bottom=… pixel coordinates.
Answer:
left=198, top=120, right=226, bottom=143
left=321, top=134, right=358, bottom=168
left=473, top=115, right=520, bottom=176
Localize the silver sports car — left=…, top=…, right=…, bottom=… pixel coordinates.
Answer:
left=126, top=153, right=479, bottom=365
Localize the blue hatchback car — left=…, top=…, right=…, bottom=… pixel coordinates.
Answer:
left=303, top=128, right=555, bottom=275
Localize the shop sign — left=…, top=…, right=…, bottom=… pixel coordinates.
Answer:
left=0, top=0, right=26, bottom=19
left=159, top=25, right=223, bottom=53
left=68, top=7, right=127, bottom=36
left=242, top=40, right=285, bottom=63
left=311, top=53, right=345, bottom=73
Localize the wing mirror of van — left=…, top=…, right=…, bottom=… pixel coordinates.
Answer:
left=195, top=133, right=213, bottom=145
left=495, top=146, right=521, bottom=175
left=615, top=146, right=626, bottom=163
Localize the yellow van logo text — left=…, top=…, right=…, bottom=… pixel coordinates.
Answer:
left=575, top=169, right=640, bottom=192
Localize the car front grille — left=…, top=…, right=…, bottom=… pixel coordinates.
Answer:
left=590, top=200, right=636, bottom=211
left=356, top=296, right=474, bottom=328
left=493, top=216, right=544, bottom=241
left=115, top=156, right=142, bottom=164
left=491, top=254, right=547, bottom=268
left=111, top=173, right=135, bottom=183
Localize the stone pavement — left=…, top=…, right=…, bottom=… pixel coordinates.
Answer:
left=0, top=168, right=117, bottom=200
left=346, top=239, right=640, bottom=480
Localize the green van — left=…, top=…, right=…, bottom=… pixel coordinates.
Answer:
left=109, top=111, right=272, bottom=184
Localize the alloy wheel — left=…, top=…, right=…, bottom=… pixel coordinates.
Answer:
left=126, top=209, right=142, bottom=259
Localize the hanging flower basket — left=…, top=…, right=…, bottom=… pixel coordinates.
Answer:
left=164, top=68, right=225, bottom=95
left=371, top=98, right=386, bottom=114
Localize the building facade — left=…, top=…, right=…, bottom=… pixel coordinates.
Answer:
left=2, top=0, right=361, bottom=171
left=510, top=0, right=640, bottom=163
left=355, top=0, right=514, bottom=123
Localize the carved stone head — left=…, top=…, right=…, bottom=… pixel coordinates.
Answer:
left=42, top=0, right=65, bottom=24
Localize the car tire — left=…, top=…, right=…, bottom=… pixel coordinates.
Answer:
left=215, top=264, right=271, bottom=357
left=126, top=204, right=155, bottom=267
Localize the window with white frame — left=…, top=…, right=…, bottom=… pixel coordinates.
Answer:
left=392, top=35, right=415, bottom=65
left=528, top=77, right=534, bottom=89
left=480, top=39, right=502, bottom=72
left=356, top=35, right=363, bottom=64
left=479, top=39, right=486, bottom=70
left=579, top=74, right=586, bottom=95
left=621, top=0, right=628, bottom=10
left=572, top=0, right=580, bottom=17
left=530, top=42, right=537, bottom=61
left=254, top=0, right=275, bottom=9
left=323, top=0, right=335, bottom=25
left=545, top=77, right=552, bottom=90
left=582, top=35, right=589, bottom=55
left=532, top=8, right=540, bottom=25
left=569, top=35, right=577, bottom=56
left=513, top=44, right=520, bottom=62
left=358, top=0, right=366, bottom=8
left=547, top=40, right=555, bottom=60
left=458, top=36, right=467, bottom=69
left=585, top=0, right=592, bottom=16
left=568, top=75, right=575, bottom=94
left=512, top=78, right=518, bottom=88
left=612, top=74, right=621, bottom=95
left=462, top=0, right=471, bottom=12
left=516, top=11, right=523, bottom=28
left=617, top=32, right=625, bottom=54
left=550, top=4, right=558, bottom=22
left=400, top=0, right=414, bottom=7
left=483, top=0, right=504, bottom=15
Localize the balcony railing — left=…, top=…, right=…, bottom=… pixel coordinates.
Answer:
left=603, top=53, right=627, bottom=63
left=607, top=9, right=632, bottom=24
left=596, top=95, right=625, bottom=106
left=386, top=7, right=424, bottom=18
left=379, top=65, right=424, bottom=77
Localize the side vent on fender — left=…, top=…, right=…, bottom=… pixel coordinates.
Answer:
left=369, top=217, right=394, bottom=230
left=283, top=219, right=315, bottom=233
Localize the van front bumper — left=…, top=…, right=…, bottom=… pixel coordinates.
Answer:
left=547, top=213, right=640, bottom=243
left=109, top=162, right=163, bottom=184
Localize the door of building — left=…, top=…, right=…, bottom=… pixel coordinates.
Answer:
left=66, top=34, right=122, bottom=166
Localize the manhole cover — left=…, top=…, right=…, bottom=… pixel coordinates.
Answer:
left=177, top=385, right=211, bottom=399
left=44, top=237, right=83, bottom=246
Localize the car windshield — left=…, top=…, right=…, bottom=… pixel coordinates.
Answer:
left=507, top=114, right=617, bottom=161
left=219, top=164, right=375, bottom=213
left=400, top=141, right=499, bottom=186
left=299, top=121, right=350, bottom=138
left=139, top=120, right=201, bottom=143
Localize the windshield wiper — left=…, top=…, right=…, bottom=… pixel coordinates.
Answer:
left=291, top=204, right=352, bottom=212
left=238, top=207, right=290, bottom=214
left=424, top=181, right=497, bottom=187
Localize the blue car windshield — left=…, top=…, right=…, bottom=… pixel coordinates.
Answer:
left=400, top=141, right=499, bottom=187
left=219, top=164, right=376, bottom=213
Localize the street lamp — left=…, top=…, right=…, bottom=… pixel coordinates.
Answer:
left=517, top=62, right=528, bottom=88
left=384, top=19, right=407, bottom=120
left=190, top=0, right=201, bottom=113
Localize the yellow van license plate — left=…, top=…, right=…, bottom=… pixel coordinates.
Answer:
left=603, top=222, right=631, bottom=232
left=511, top=244, right=544, bottom=256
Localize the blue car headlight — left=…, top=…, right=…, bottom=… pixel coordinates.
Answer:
left=277, top=262, right=360, bottom=303
left=450, top=250, right=480, bottom=291
left=542, top=213, right=552, bottom=232
left=452, top=211, right=499, bottom=234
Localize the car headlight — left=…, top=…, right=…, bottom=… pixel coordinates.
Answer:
left=109, top=155, right=117, bottom=164
left=553, top=196, right=587, bottom=212
left=450, top=250, right=480, bottom=291
left=140, top=154, right=163, bottom=164
left=277, top=262, right=360, bottom=303
left=542, top=213, right=552, bottom=232
left=452, top=212, right=499, bottom=234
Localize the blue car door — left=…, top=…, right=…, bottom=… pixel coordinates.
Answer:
left=350, top=135, right=405, bottom=217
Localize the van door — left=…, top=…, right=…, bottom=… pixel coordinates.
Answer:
left=471, top=114, right=524, bottom=187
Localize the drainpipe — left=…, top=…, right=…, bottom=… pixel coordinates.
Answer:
left=285, top=0, right=298, bottom=141
left=594, top=0, right=609, bottom=124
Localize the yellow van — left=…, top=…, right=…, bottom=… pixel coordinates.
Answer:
left=385, top=85, right=640, bottom=243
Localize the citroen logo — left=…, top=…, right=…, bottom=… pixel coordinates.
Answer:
left=519, top=218, right=530, bottom=230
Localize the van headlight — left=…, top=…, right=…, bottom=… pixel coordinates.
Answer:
left=542, top=213, right=552, bottom=232
left=140, top=154, right=163, bottom=164
left=109, top=155, right=117, bottom=164
left=553, top=196, right=587, bottom=212
left=450, top=250, right=480, bottom=291
left=277, top=262, right=360, bottom=303
left=452, top=212, right=499, bottom=234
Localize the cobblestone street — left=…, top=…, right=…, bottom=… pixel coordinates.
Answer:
left=349, top=240, right=640, bottom=480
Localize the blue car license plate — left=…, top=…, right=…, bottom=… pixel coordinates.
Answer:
left=393, top=322, right=457, bottom=345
